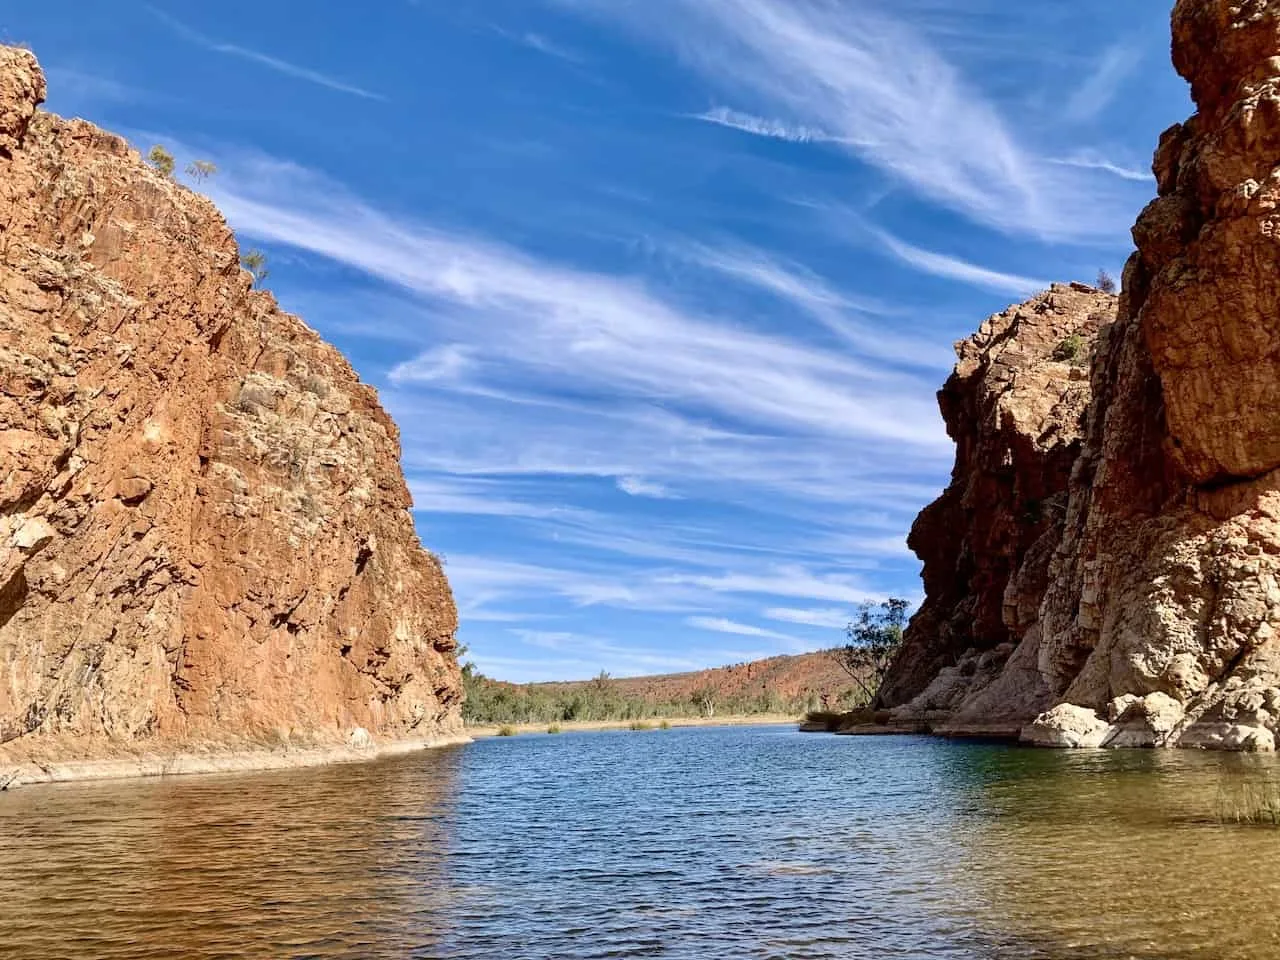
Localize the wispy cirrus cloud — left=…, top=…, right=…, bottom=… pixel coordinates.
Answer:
left=442, top=553, right=889, bottom=618
left=617, top=476, right=678, bottom=499
left=519, top=32, right=583, bottom=63
left=443, top=555, right=704, bottom=613
left=1049, top=152, right=1152, bottom=183
left=204, top=153, right=948, bottom=455
left=553, top=0, right=1143, bottom=241
left=685, top=616, right=805, bottom=646
left=483, top=630, right=783, bottom=681
left=493, top=26, right=584, bottom=63
left=869, top=227, right=1049, bottom=297
left=409, top=475, right=597, bottom=521
left=661, top=566, right=884, bottom=606
left=763, top=607, right=853, bottom=630
left=1066, top=42, right=1141, bottom=122
left=146, top=6, right=385, bottom=100
left=680, top=243, right=954, bottom=370
left=691, top=106, right=842, bottom=144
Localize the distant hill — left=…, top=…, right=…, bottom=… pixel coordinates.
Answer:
left=462, top=650, right=861, bottom=725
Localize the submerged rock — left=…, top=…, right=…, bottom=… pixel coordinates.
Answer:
left=0, top=46, right=462, bottom=772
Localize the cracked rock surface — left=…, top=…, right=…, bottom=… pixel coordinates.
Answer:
left=885, top=0, right=1280, bottom=751
left=0, top=47, right=462, bottom=766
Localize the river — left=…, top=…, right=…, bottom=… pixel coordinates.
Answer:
left=4, top=725, right=1280, bottom=958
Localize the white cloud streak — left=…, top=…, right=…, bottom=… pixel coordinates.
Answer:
left=520, top=32, right=583, bottom=63
left=692, top=106, right=842, bottom=144
left=661, top=566, right=884, bottom=605
left=681, top=243, right=954, bottom=370
left=617, top=477, right=678, bottom=499
left=763, top=607, right=853, bottom=630
left=206, top=156, right=949, bottom=456
left=146, top=7, right=385, bottom=100
left=869, top=228, right=1049, bottom=296
left=686, top=616, right=805, bottom=645
left=1049, top=153, right=1152, bottom=183
left=1066, top=43, right=1140, bottom=123
left=554, top=0, right=1141, bottom=241
left=409, top=475, right=597, bottom=521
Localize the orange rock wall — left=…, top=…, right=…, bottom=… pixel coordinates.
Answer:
left=0, top=47, right=462, bottom=764
left=889, top=1, right=1280, bottom=750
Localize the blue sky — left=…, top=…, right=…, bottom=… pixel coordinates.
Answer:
left=17, top=2, right=1190, bottom=681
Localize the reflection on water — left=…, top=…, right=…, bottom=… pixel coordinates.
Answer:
left=954, top=747, right=1280, bottom=959
left=2, top=728, right=1280, bottom=958
left=0, top=748, right=462, bottom=958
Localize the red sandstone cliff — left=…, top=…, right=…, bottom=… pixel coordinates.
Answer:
left=0, top=47, right=462, bottom=780
left=886, top=0, right=1280, bottom=751
left=878, top=286, right=1114, bottom=716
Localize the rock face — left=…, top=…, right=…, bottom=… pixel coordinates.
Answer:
left=886, top=0, right=1280, bottom=751
left=878, top=285, right=1113, bottom=718
left=0, top=47, right=462, bottom=770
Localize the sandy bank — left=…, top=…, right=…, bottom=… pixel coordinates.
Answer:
left=466, top=714, right=801, bottom=738
left=0, top=733, right=473, bottom=791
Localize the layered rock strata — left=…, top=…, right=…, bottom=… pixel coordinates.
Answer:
left=886, top=0, right=1280, bottom=751
left=0, top=47, right=463, bottom=778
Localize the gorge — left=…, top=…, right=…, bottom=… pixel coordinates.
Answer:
left=4, top=0, right=1280, bottom=783
left=7, top=3, right=1280, bottom=956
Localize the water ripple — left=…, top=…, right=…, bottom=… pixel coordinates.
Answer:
left=4, top=727, right=1280, bottom=957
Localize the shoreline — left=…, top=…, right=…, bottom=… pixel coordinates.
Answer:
left=466, top=713, right=801, bottom=738
left=0, top=732, right=473, bottom=791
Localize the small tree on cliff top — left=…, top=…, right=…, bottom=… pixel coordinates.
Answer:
left=241, top=249, right=269, bottom=286
left=1096, top=269, right=1117, bottom=294
left=833, top=598, right=910, bottom=706
left=147, top=145, right=175, bottom=178
left=186, top=159, right=217, bottom=183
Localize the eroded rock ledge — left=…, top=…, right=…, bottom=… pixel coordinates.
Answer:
left=0, top=46, right=463, bottom=779
left=884, top=0, right=1280, bottom=751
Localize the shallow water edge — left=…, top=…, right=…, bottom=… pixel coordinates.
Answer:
left=1, top=732, right=473, bottom=790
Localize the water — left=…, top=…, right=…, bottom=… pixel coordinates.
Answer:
left=4, top=726, right=1280, bottom=959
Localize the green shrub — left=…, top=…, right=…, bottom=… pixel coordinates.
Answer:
left=147, top=145, right=175, bottom=178
left=496, top=724, right=517, bottom=737
left=547, top=724, right=562, bottom=734
left=1052, top=333, right=1086, bottom=365
left=460, top=660, right=842, bottom=726
left=659, top=720, right=672, bottom=730
left=629, top=720, right=653, bottom=731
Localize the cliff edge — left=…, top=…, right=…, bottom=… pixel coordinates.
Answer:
left=885, top=0, right=1280, bottom=751
left=0, top=47, right=463, bottom=781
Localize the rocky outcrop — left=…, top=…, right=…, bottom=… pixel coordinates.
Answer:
left=0, top=47, right=463, bottom=777
left=887, top=0, right=1280, bottom=751
left=879, top=285, right=1115, bottom=728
